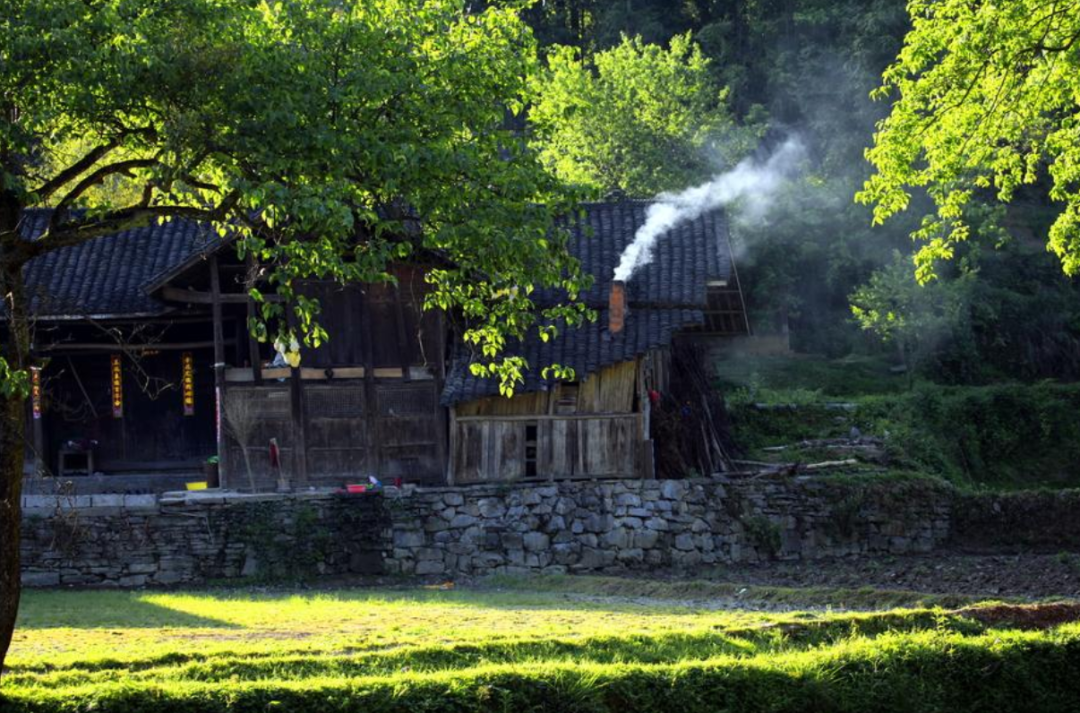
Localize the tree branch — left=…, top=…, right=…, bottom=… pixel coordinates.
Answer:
left=31, top=126, right=158, bottom=202
left=27, top=189, right=243, bottom=259
left=50, top=158, right=159, bottom=231
left=32, top=140, right=121, bottom=202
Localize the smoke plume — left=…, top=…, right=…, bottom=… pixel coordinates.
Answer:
left=613, top=137, right=805, bottom=282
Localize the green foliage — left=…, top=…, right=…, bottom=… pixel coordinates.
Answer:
left=236, top=503, right=332, bottom=583
left=6, top=585, right=1080, bottom=712
left=0, top=359, right=29, bottom=399
left=859, top=0, right=1080, bottom=280
left=529, top=33, right=755, bottom=196
left=718, top=354, right=911, bottom=398
left=742, top=514, right=782, bottom=558
left=726, top=374, right=1080, bottom=489
left=850, top=251, right=976, bottom=378
left=3, top=0, right=594, bottom=394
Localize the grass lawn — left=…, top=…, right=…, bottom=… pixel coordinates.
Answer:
left=4, top=577, right=1080, bottom=712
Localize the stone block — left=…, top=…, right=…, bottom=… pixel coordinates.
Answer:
left=394, top=530, right=426, bottom=548
left=674, top=533, right=696, bottom=551
left=478, top=499, right=506, bottom=518
left=633, top=530, right=660, bottom=549
left=22, top=571, right=60, bottom=587
left=602, top=528, right=630, bottom=549
left=450, top=514, right=479, bottom=528
left=545, top=515, right=566, bottom=531
left=660, top=480, right=684, bottom=500
left=523, top=532, right=550, bottom=551
left=414, top=560, right=446, bottom=576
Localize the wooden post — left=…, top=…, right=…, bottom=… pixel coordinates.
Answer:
left=209, top=256, right=229, bottom=487
left=288, top=366, right=308, bottom=488
left=445, top=406, right=456, bottom=485
left=246, top=255, right=263, bottom=385
left=392, top=283, right=412, bottom=382
left=360, top=289, right=380, bottom=476
left=286, top=307, right=308, bottom=488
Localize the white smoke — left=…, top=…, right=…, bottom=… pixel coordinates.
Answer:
left=613, top=137, right=806, bottom=282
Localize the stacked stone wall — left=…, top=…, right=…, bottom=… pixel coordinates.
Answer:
left=18, top=474, right=1024, bottom=587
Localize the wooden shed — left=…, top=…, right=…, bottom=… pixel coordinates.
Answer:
left=442, top=200, right=747, bottom=483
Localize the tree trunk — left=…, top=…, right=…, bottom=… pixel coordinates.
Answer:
left=0, top=383, right=25, bottom=678
left=0, top=215, right=31, bottom=677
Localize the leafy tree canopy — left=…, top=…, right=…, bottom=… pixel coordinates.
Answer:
left=2, top=0, right=590, bottom=391
left=528, top=33, right=756, bottom=196
left=858, top=0, right=1080, bottom=281
left=850, top=250, right=974, bottom=379
left=0, top=0, right=590, bottom=672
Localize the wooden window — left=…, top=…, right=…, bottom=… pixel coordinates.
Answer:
left=525, top=421, right=538, bottom=478
left=555, top=383, right=579, bottom=414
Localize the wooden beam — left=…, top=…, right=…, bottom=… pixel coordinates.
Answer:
left=453, top=413, right=637, bottom=422
left=161, top=286, right=284, bottom=305
left=224, top=366, right=435, bottom=382
left=40, top=340, right=230, bottom=352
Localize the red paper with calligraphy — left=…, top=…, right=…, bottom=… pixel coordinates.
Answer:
left=182, top=352, right=195, bottom=416
left=111, top=354, right=123, bottom=418
left=31, top=367, right=42, bottom=420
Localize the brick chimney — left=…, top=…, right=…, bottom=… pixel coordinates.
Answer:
left=609, top=280, right=626, bottom=334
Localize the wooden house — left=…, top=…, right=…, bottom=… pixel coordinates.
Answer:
left=13, top=201, right=746, bottom=492
left=443, top=200, right=747, bottom=483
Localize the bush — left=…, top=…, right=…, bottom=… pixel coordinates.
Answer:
left=727, top=381, right=1080, bottom=488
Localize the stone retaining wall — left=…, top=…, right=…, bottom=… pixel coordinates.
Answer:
left=383, top=476, right=952, bottom=577
left=20, top=492, right=390, bottom=587
left=20, top=475, right=958, bottom=587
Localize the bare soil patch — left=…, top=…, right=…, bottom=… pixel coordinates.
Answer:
left=710, top=552, right=1080, bottom=600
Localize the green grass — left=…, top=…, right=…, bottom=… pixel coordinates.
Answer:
left=4, top=579, right=1080, bottom=712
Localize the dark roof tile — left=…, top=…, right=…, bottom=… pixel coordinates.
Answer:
left=19, top=209, right=217, bottom=318
left=442, top=200, right=736, bottom=405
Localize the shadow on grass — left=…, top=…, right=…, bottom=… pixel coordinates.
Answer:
left=16, top=591, right=239, bottom=630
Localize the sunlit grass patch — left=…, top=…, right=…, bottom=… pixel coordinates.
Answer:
left=4, top=580, right=1080, bottom=712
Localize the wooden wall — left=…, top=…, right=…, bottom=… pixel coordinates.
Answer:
left=455, top=360, right=638, bottom=417
left=450, top=360, right=645, bottom=484
left=223, top=379, right=444, bottom=490
left=297, top=265, right=441, bottom=372
left=41, top=348, right=216, bottom=473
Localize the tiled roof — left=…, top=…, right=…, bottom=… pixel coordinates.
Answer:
left=442, top=201, right=735, bottom=405
left=19, top=210, right=218, bottom=318
left=443, top=307, right=704, bottom=404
